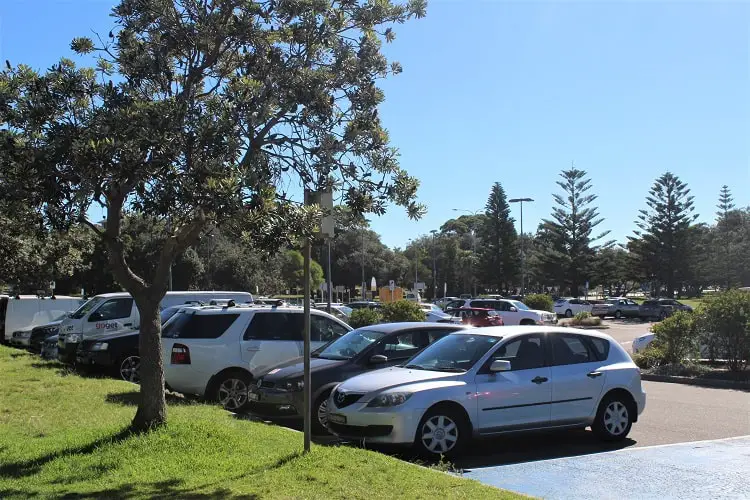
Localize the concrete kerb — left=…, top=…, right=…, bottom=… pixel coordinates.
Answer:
left=641, top=373, right=750, bottom=391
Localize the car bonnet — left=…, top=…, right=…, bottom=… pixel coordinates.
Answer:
left=336, top=365, right=460, bottom=394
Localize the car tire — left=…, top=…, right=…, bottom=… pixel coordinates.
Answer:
left=565, top=309, right=573, bottom=318
left=414, top=405, right=470, bottom=459
left=592, top=394, right=633, bottom=442
left=313, top=390, right=332, bottom=435
left=614, top=310, right=622, bottom=319
left=213, top=370, right=252, bottom=412
left=118, top=354, right=141, bottom=384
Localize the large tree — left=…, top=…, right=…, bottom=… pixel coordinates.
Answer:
left=629, top=172, right=698, bottom=296
left=1, top=0, right=426, bottom=430
left=541, top=167, right=611, bottom=295
left=715, top=185, right=735, bottom=289
left=478, top=182, right=518, bottom=293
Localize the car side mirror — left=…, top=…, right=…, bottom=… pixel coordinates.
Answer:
left=369, top=354, right=388, bottom=365
left=509, top=307, right=518, bottom=312
left=88, top=312, right=103, bottom=322
left=490, top=359, right=512, bottom=372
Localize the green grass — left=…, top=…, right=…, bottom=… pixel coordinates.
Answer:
left=0, top=347, right=520, bottom=499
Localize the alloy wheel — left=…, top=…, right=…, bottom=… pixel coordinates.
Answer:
left=603, top=401, right=629, bottom=436
left=420, top=415, right=459, bottom=454
left=120, top=356, right=141, bottom=383
left=317, top=398, right=329, bottom=428
left=615, top=310, right=622, bottom=319
left=565, top=309, right=573, bottom=318
left=218, top=378, right=249, bottom=411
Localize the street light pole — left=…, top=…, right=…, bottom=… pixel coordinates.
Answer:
left=430, top=230, right=438, bottom=299
left=509, top=198, right=534, bottom=296
left=452, top=208, right=482, bottom=297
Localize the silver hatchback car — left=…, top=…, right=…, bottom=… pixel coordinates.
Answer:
left=326, top=326, right=646, bottom=457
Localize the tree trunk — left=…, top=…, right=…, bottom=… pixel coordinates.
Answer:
left=131, top=297, right=166, bottom=431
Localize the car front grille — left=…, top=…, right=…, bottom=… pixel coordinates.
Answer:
left=332, top=390, right=364, bottom=408
left=327, top=422, right=393, bottom=438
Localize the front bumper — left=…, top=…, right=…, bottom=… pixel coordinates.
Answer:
left=325, top=399, right=423, bottom=445
left=10, top=335, right=31, bottom=346
left=57, top=338, right=79, bottom=364
left=75, top=349, right=116, bottom=368
left=247, top=387, right=304, bottom=419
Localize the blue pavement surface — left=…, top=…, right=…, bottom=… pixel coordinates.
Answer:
left=462, top=436, right=750, bottom=499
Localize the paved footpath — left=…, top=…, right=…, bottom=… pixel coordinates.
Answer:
left=462, top=435, right=750, bottom=499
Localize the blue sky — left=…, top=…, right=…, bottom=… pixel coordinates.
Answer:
left=2, top=1, right=748, bottom=248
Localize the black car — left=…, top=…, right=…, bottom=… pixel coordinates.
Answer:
left=76, top=330, right=140, bottom=382
left=346, top=301, right=382, bottom=310
left=248, top=322, right=468, bottom=432
left=28, top=319, right=65, bottom=353
left=639, top=298, right=693, bottom=321
left=74, top=304, right=187, bottom=382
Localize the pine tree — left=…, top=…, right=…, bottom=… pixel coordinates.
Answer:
left=717, top=185, right=735, bottom=220
left=542, top=167, right=611, bottom=296
left=630, top=172, right=698, bottom=296
left=716, top=185, right=736, bottom=289
left=478, top=182, right=519, bottom=293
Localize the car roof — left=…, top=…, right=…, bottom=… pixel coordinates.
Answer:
left=452, top=325, right=614, bottom=341
left=361, top=322, right=470, bottom=333
left=457, top=307, right=494, bottom=311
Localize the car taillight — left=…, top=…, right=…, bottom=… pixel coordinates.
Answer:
left=171, top=343, right=191, bottom=364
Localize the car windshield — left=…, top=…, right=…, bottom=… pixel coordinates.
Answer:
left=313, top=329, right=386, bottom=360
left=403, top=334, right=502, bottom=372
left=69, top=297, right=103, bottom=319
left=510, top=300, right=529, bottom=310
left=337, top=305, right=353, bottom=316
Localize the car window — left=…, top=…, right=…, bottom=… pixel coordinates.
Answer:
left=627, top=300, right=638, bottom=306
left=425, top=329, right=452, bottom=343
left=569, top=299, right=579, bottom=305
left=311, top=315, right=348, bottom=342
left=550, top=333, right=596, bottom=366
left=404, top=334, right=502, bottom=372
left=91, top=298, right=133, bottom=321
left=489, top=334, right=545, bottom=371
left=162, top=312, right=240, bottom=339
left=588, top=337, right=610, bottom=361
left=243, top=312, right=304, bottom=341
left=446, top=300, right=465, bottom=309
left=380, top=331, right=426, bottom=359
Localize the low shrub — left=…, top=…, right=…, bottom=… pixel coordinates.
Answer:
left=632, top=344, right=667, bottom=369
left=348, top=308, right=382, bottom=328
left=380, top=300, right=426, bottom=323
left=574, top=311, right=592, bottom=321
left=560, top=313, right=602, bottom=327
left=651, top=310, right=699, bottom=364
left=698, top=289, right=750, bottom=371
left=523, top=294, right=554, bottom=312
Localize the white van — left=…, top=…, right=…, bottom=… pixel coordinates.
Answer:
left=1, top=295, right=84, bottom=343
left=57, top=291, right=253, bottom=363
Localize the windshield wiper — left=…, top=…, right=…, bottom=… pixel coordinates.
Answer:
left=431, top=367, right=466, bottom=373
left=403, top=364, right=425, bottom=370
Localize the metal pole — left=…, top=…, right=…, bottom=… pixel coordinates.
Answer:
left=521, top=201, right=526, bottom=297
left=472, top=230, right=477, bottom=297
left=431, top=230, right=437, bottom=299
left=361, top=231, right=365, bottom=300
left=303, top=237, right=312, bottom=453
left=326, top=238, right=332, bottom=313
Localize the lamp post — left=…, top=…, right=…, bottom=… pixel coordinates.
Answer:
left=408, top=238, right=419, bottom=288
left=452, top=208, right=482, bottom=297
left=509, top=198, right=534, bottom=296
left=430, top=230, right=438, bottom=299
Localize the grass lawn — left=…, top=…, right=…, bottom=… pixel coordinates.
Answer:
left=0, top=346, right=520, bottom=499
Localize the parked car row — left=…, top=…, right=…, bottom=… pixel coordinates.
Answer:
left=444, top=298, right=557, bottom=326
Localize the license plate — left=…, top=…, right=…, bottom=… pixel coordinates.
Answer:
left=247, top=392, right=259, bottom=402
left=328, top=413, right=346, bottom=425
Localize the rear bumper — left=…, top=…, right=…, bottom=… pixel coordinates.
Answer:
left=248, top=388, right=304, bottom=419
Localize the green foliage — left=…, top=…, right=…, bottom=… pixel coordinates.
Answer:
left=280, top=250, right=324, bottom=292
left=632, top=344, right=667, bottom=370
left=630, top=172, right=699, bottom=296
left=541, top=168, right=612, bottom=296
left=380, top=300, right=425, bottom=323
left=478, top=182, right=518, bottom=292
left=563, top=312, right=601, bottom=327
left=574, top=311, right=592, bottom=321
left=348, top=308, right=383, bottom=329
left=523, top=294, right=553, bottom=312
left=650, top=310, right=699, bottom=364
left=699, top=290, right=750, bottom=371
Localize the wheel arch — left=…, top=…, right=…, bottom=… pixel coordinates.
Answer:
left=204, top=366, right=254, bottom=399
left=312, top=382, right=339, bottom=403
left=598, top=387, right=638, bottom=422
left=420, top=400, right=474, bottom=438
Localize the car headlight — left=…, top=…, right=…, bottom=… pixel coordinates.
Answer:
left=91, top=342, right=109, bottom=351
left=66, top=334, right=82, bottom=343
left=366, top=392, right=413, bottom=408
left=283, top=379, right=304, bottom=392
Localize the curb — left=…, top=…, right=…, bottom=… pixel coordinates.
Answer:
left=641, top=373, right=750, bottom=391
left=558, top=324, right=609, bottom=330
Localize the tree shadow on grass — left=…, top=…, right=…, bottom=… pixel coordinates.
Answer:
left=0, top=427, right=136, bottom=480
left=30, top=362, right=110, bottom=381
left=105, top=391, right=197, bottom=407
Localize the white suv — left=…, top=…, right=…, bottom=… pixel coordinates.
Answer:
left=445, top=299, right=557, bottom=325
left=161, top=304, right=351, bottom=411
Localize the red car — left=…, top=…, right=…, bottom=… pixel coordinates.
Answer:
left=448, top=307, right=504, bottom=327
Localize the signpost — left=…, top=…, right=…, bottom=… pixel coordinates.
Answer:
left=389, top=280, right=395, bottom=302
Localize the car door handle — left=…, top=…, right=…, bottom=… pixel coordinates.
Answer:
left=531, top=376, right=548, bottom=384
left=123, top=323, right=133, bottom=327
left=587, top=371, right=603, bottom=378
